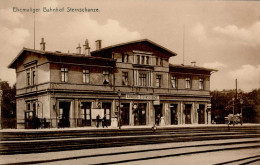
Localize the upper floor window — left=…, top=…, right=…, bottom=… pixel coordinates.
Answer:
left=141, top=56, right=145, bottom=64
left=103, top=70, right=109, bottom=84
left=137, top=55, right=140, bottom=64
left=160, top=58, right=163, bottom=66
left=146, top=56, right=150, bottom=65
left=185, top=77, right=191, bottom=89
left=171, top=76, right=177, bottom=88
left=156, top=75, right=162, bottom=88
left=32, top=69, right=36, bottom=85
left=156, top=57, right=159, bottom=65
left=26, top=67, right=36, bottom=86
left=199, top=78, right=204, bottom=90
left=125, top=54, right=129, bottom=63
left=83, top=69, right=90, bottom=84
left=122, top=72, right=128, bottom=86
left=139, top=73, right=147, bottom=86
left=26, top=70, right=31, bottom=86
left=61, top=68, right=68, bottom=82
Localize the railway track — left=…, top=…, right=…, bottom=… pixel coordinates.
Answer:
left=1, top=125, right=260, bottom=155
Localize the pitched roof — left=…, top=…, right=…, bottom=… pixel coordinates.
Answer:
left=8, top=48, right=115, bottom=68
left=91, top=39, right=177, bottom=57
left=169, top=64, right=218, bottom=72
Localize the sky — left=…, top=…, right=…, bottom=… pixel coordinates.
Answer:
left=0, top=0, right=259, bottom=92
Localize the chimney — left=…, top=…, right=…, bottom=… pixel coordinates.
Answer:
left=191, top=61, right=196, bottom=67
left=83, top=39, right=90, bottom=56
left=95, top=40, right=102, bottom=50
left=76, top=43, right=81, bottom=54
left=40, top=38, right=46, bottom=51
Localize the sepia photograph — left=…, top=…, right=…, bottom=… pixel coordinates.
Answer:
left=0, top=0, right=260, bottom=164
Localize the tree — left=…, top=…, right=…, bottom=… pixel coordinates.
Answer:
left=211, top=89, right=260, bottom=124
left=0, top=81, right=16, bottom=128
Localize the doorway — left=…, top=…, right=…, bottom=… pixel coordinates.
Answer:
left=170, top=104, right=178, bottom=125
left=154, top=104, right=162, bottom=126
left=185, top=104, right=192, bottom=124
left=81, top=102, right=92, bottom=126
left=121, top=103, right=130, bottom=126
left=198, top=104, right=205, bottom=124
left=134, top=103, right=146, bottom=125
left=59, top=101, right=71, bottom=128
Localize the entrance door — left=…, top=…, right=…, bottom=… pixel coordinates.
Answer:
left=102, top=103, right=111, bottom=126
left=185, top=104, right=192, bottom=124
left=198, top=104, right=205, bottom=124
left=134, top=103, right=146, bottom=125
left=170, top=104, right=178, bottom=125
left=81, top=102, right=92, bottom=126
left=121, top=103, right=130, bottom=126
left=154, top=104, right=162, bottom=126
left=59, top=102, right=71, bottom=128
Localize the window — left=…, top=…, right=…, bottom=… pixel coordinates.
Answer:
left=26, top=67, right=36, bottom=86
left=156, top=75, right=162, bottom=88
left=137, top=55, right=140, bottom=64
left=139, top=73, right=147, bottom=86
left=122, top=54, right=125, bottom=62
left=186, top=77, right=191, bottom=89
left=83, top=69, right=90, bottom=84
left=61, top=68, right=68, bottom=82
left=122, top=72, right=128, bottom=86
left=156, top=57, right=159, bottom=65
left=26, top=70, right=30, bottom=86
left=160, top=58, right=163, bottom=66
left=32, top=70, right=36, bottom=85
left=146, top=56, right=150, bottom=65
left=103, top=70, right=109, bottom=84
left=171, top=76, right=177, bottom=88
left=141, top=56, right=145, bottom=64
left=199, top=78, right=204, bottom=90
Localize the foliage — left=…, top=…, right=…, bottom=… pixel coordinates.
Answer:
left=1, top=81, right=16, bottom=128
left=211, top=89, right=260, bottom=124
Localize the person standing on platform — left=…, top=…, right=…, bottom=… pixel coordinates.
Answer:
left=96, top=115, right=100, bottom=128
left=102, top=116, right=107, bottom=128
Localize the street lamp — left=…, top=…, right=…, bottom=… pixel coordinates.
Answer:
left=206, top=103, right=211, bottom=124
left=118, top=90, right=121, bottom=129
left=240, top=98, right=243, bottom=125
left=232, top=97, right=235, bottom=126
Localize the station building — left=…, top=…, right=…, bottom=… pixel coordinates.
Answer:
left=9, top=39, right=217, bottom=129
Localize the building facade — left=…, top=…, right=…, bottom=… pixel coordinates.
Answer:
left=9, top=39, right=216, bottom=129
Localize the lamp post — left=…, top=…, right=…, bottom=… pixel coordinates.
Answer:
left=240, top=98, right=243, bottom=125
left=232, top=97, right=235, bottom=126
left=206, top=103, right=211, bottom=124
left=0, top=89, right=2, bottom=129
left=118, top=90, right=121, bottom=129
left=37, top=101, right=43, bottom=119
